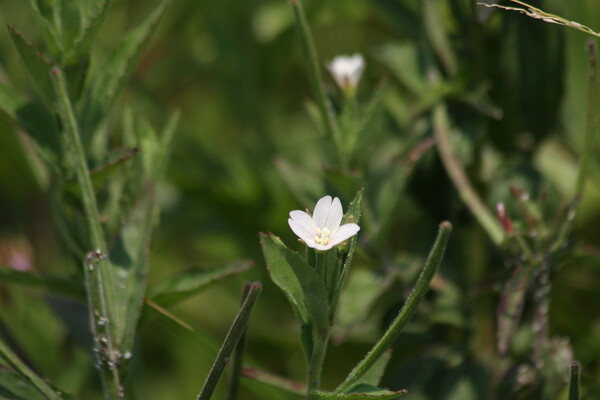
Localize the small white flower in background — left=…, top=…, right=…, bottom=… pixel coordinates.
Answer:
left=327, top=53, right=365, bottom=95
left=288, top=195, right=360, bottom=251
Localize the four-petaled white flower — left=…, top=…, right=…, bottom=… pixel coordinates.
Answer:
left=327, top=53, right=365, bottom=93
left=288, top=195, right=360, bottom=251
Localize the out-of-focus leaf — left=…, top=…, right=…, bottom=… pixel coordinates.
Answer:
left=333, top=269, right=393, bottom=343
left=0, top=267, right=84, bottom=301
left=0, top=83, right=62, bottom=169
left=7, top=25, right=55, bottom=106
left=59, top=0, right=83, bottom=52
left=422, top=0, right=457, bottom=75
left=0, top=370, right=46, bottom=400
left=319, top=384, right=407, bottom=399
left=64, top=0, right=111, bottom=62
left=332, top=189, right=364, bottom=310
left=109, top=189, right=155, bottom=356
left=81, top=0, right=169, bottom=137
left=150, top=260, right=254, bottom=306
left=275, top=157, right=325, bottom=210
left=376, top=43, right=426, bottom=95
left=355, top=350, right=393, bottom=388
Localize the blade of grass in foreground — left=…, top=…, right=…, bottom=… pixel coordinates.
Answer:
left=196, top=282, right=262, bottom=400
left=336, top=222, right=452, bottom=393
left=0, top=335, right=62, bottom=400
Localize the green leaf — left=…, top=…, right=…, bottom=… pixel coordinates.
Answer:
left=274, top=157, right=325, bottom=209
left=197, top=282, right=262, bottom=400
left=0, top=267, right=84, bottom=301
left=331, top=189, right=364, bottom=312
left=317, top=384, right=406, bottom=399
left=0, top=83, right=62, bottom=169
left=260, top=233, right=330, bottom=358
left=7, top=25, right=55, bottom=106
left=59, top=0, right=84, bottom=52
left=64, top=0, right=111, bottom=62
left=0, top=370, right=46, bottom=400
left=150, top=260, right=254, bottom=306
left=261, top=233, right=330, bottom=328
left=109, top=189, right=155, bottom=356
left=356, top=351, right=392, bottom=388
left=81, top=0, right=169, bottom=137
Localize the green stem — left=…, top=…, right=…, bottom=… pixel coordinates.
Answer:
left=306, top=331, right=330, bottom=399
left=197, top=282, right=262, bottom=400
left=0, top=335, right=62, bottom=400
left=433, top=104, right=505, bottom=245
left=289, top=0, right=347, bottom=170
left=336, top=222, right=452, bottom=393
left=568, top=361, right=580, bottom=400
left=51, top=67, right=122, bottom=399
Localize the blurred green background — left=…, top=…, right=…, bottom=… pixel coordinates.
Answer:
left=0, top=0, right=599, bottom=399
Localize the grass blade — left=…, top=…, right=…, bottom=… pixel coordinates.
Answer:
left=569, top=361, right=580, bottom=400
left=0, top=335, right=62, bottom=400
left=196, top=282, right=262, bottom=400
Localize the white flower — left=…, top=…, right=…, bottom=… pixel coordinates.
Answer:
left=288, top=195, right=360, bottom=251
left=327, top=54, right=365, bottom=93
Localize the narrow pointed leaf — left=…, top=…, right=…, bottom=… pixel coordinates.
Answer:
left=109, top=189, right=155, bottom=355
left=336, top=222, right=452, bottom=393
left=60, top=0, right=84, bottom=51
left=0, top=267, right=84, bottom=301
left=317, top=384, right=407, bottom=399
left=151, top=260, right=254, bottom=306
left=331, top=189, right=364, bottom=312
left=197, top=282, right=262, bottom=400
left=0, top=370, right=47, bottom=400
left=0, top=83, right=62, bottom=168
left=7, top=25, right=55, bottom=106
left=0, top=336, right=62, bottom=400
left=81, top=0, right=169, bottom=136
left=65, top=0, right=111, bottom=62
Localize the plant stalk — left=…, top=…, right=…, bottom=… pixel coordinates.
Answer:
left=51, top=67, right=123, bottom=399
left=306, top=330, right=330, bottom=399
left=289, top=0, right=347, bottom=170
left=433, top=104, right=505, bottom=245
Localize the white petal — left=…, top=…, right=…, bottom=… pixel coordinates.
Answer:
left=289, top=210, right=316, bottom=232
left=330, top=223, right=360, bottom=246
left=313, top=196, right=332, bottom=228
left=324, top=197, right=343, bottom=231
left=305, top=241, right=333, bottom=251
left=288, top=218, right=315, bottom=243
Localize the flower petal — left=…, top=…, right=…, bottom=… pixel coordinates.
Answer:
left=330, top=223, right=360, bottom=246
left=288, top=214, right=315, bottom=243
left=313, top=196, right=332, bottom=228
left=289, top=210, right=316, bottom=232
left=324, top=197, right=343, bottom=231
left=305, top=241, right=333, bottom=251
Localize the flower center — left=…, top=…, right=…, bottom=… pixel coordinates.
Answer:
left=314, top=227, right=331, bottom=245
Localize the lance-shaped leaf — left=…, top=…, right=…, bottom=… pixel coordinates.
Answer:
left=260, top=233, right=330, bottom=358
left=196, top=282, right=262, bottom=400
left=317, top=384, right=407, bottom=399
left=0, top=370, right=66, bottom=400
left=336, top=222, right=452, bottom=393
left=0, top=267, right=84, bottom=301
left=109, top=188, right=155, bottom=356
left=331, top=189, right=364, bottom=312
left=0, top=83, right=62, bottom=169
left=7, top=25, right=55, bottom=107
left=80, top=0, right=169, bottom=137
left=150, top=260, right=254, bottom=307
left=64, top=0, right=111, bottom=63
